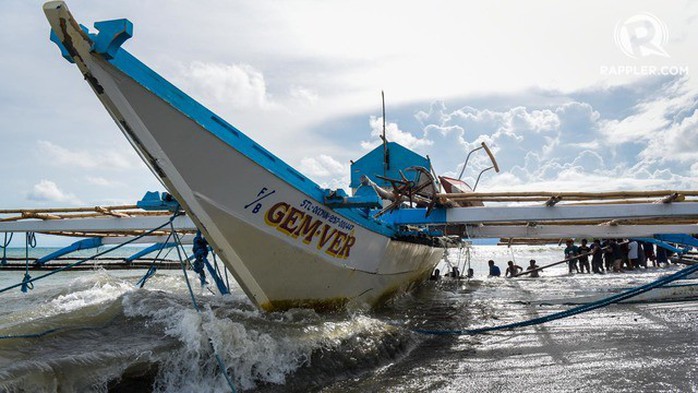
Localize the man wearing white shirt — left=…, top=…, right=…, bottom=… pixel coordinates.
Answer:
left=628, top=240, right=639, bottom=269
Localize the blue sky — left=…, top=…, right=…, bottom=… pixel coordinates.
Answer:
left=1, top=1, right=697, bottom=247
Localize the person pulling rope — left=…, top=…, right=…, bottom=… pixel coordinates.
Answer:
left=410, top=263, right=698, bottom=336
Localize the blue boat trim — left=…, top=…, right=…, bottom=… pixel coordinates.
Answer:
left=350, top=142, right=431, bottom=189
left=388, top=208, right=448, bottom=226
left=35, top=237, right=103, bottom=265
left=63, top=19, right=399, bottom=237
left=125, top=242, right=177, bottom=263
left=137, top=191, right=181, bottom=212
left=633, top=237, right=691, bottom=255
left=92, top=19, right=133, bottom=60
left=654, top=234, right=698, bottom=249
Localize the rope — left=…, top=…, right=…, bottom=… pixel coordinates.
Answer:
left=21, top=232, right=37, bottom=293
left=0, top=215, right=179, bottom=295
left=214, top=252, right=231, bottom=292
left=170, top=223, right=238, bottom=393
left=136, top=231, right=175, bottom=288
left=412, top=263, right=698, bottom=336
left=136, top=265, right=158, bottom=288
left=0, top=232, right=12, bottom=265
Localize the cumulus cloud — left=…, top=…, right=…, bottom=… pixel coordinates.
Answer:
left=642, top=104, right=698, bottom=163
left=299, top=154, right=347, bottom=178
left=85, top=176, right=123, bottom=187
left=408, top=80, right=697, bottom=194
left=180, top=62, right=273, bottom=110
left=361, top=116, right=432, bottom=151
left=27, top=180, right=80, bottom=204
left=289, top=85, right=319, bottom=105
left=599, top=78, right=695, bottom=145
left=38, top=141, right=140, bottom=170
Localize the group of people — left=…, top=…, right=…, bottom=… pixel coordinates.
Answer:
left=488, top=259, right=540, bottom=278
left=563, top=238, right=672, bottom=274
left=430, top=266, right=474, bottom=280
left=431, top=238, right=675, bottom=280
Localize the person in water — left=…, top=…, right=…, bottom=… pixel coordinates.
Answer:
left=577, top=239, right=591, bottom=273
left=602, top=239, right=614, bottom=271
left=591, top=239, right=605, bottom=274
left=448, top=266, right=461, bottom=279
left=505, top=260, right=523, bottom=277
left=526, top=259, right=540, bottom=278
left=564, top=239, right=580, bottom=274
left=627, top=240, right=639, bottom=269
left=610, top=239, right=623, bottom=272
left=488, top=260, right=501, bottom=277
left=430, top=268, right=441, bottom=281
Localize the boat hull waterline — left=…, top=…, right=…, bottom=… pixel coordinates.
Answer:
left=43, top=2, right=443, bottom=311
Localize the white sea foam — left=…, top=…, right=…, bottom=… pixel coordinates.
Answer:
left=120, top=289, right=402, bottom=391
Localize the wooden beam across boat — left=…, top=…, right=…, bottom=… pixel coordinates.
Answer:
left=483, top=218, right=698, bottom=226
left=0, top=205, right=139, bottom=214
left=437, top=190, right=698, bottom=201
left=392, top=202, right=698, bottom=225
left=468, top=224, right=698, bottom=239
left=0, top=215, right=196, bottom=233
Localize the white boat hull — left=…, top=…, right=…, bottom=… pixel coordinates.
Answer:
left=44, top=3, right=443, bottom=311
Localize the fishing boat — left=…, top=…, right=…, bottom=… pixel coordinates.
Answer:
left=42, top=2, right=453, bottom=311
left=41, top=2, right=698, bottom=312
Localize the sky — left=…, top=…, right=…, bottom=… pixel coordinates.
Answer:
left=1, top=1, right=697, bottom=245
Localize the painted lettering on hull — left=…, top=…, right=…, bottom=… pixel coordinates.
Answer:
left=264, top=202, right=356, bottom=259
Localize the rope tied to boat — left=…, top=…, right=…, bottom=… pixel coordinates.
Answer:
left=0, top=213, right=184, bottom=341
left=21, top=232, right=37, bottom=293
left=0, top=213, right=182, bottom=295
left=135, top=231, right=175, bottom=288
left=0, top=232, right=12, bottom=265
left=169, top=223, right=238, bottom=393
left=411, top=263, right=698, bottom=336
left=136, top=264, right=158, bottom=288
left=192, top=231, right=209, bottom=287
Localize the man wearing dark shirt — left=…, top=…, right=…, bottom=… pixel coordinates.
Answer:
left=564, top=240, right=580, bottom=274
left=611, top=239, right=623, bottom=272
left=488, top=260, right=501, bottom=277
left=591, top=239, right=604, bottom=274
left=578, top=239, right=591, bottom=274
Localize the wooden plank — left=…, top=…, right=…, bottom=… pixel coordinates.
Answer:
left=468, top=224, right=698, bottom=239
left=0, top=204, right=139, bottom=214
left=392, top=202, right=698, bottom=225
left=0, top=215, right=196, bottom=232
left=437, top=190, right=698, bottom=199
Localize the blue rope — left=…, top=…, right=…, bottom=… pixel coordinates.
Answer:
left=212, top=251, right=231, bottom=295
left=136, top=265, right=158, bottom=288
left=136, top=232, right=175, bottom=288
left=170, top=224, right=238, bottom=393
left=0, top=232, right=12, bottom=265
left=0, top=215, right=179, bottom=295
left=21, top=232, right=36, bottom=293
left=412, top=263, right=698, bottom=336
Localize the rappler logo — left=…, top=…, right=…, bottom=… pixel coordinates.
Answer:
left=614, top=13, right=669, bottom=59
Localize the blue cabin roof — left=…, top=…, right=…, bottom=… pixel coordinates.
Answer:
left=350, top=142, right=431, bottom=189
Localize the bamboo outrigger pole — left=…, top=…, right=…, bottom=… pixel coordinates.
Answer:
left=438, top=190, right=698, bottom=202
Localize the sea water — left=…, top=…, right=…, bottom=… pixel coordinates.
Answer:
left=0, top=245, right=696, bottom=392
